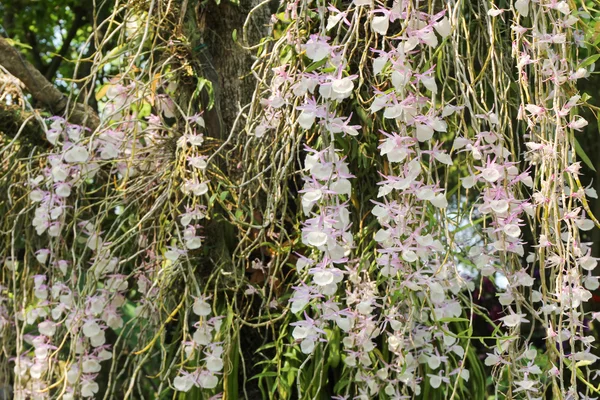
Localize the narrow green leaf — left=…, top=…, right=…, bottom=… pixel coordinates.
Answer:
left=438, top=317, right=471, bottom=323
left=574, top=137, right=596, bottom=172
left=305, top=57, right=327, bottom=73
left=250, top=371, right=279, bottom=380
left=579, top=54, right=600, bottom=69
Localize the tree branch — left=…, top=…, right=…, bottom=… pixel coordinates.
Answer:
left=0, top=36, right=99, bottom=130
left=45, top=6, right=88, bottom=81
left=23, top=29, right=46, bottom=72
left=74, top=2, right=113, bottom=113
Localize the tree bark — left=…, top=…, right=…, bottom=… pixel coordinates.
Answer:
left=190, top=0, right=273, bottom=138
left=0, top=36, right=99, bottom=130
left=0, top=104, right=45, bottom=144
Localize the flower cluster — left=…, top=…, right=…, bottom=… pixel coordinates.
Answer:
left=290, top=146, right=355, bottom=354
left=20, top=113, right=132, bottom=398
left=253, top=1, right=474, bottom=397
left=510, top=1, right=599, bottom=396
left=172, top=296, right=224, bottom=392
left=172, top=116, right=225, bottom=394
left=358, top=4, right=474, bottom=396
left=13, top=74, right=222, bottom=398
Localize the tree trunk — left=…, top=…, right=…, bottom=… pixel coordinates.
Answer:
left=186, top=0, right=272, bottom=138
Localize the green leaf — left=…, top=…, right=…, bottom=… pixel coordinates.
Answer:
left=250, top=371, right=279, bottom=380
left=192, top=77, right=215, bottom=110
left=582, top=93, right=592, bottom=103
left=99, top=42, right=130, bottom=68
left=305, top=57, right=327, bottom=73
left=255, top=341, right=277, bottom=353
left=282, top=352, right=301, bottom=362
left=137, top=102, right=152, bottom=118
left=208, top=192, right=218, bottom=207
left=232, top=29, right=238, bottom=43
left=579, top=54, right=600, bottom=69
left=574, top=137, right=596, bottom=172
left=438, top=317, right=471, bottom=323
